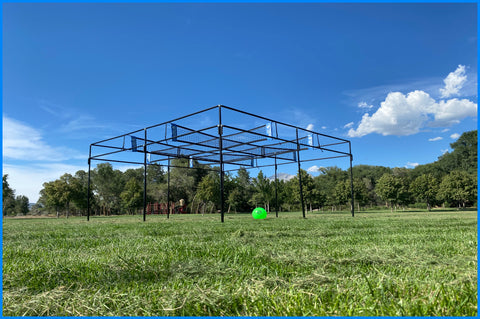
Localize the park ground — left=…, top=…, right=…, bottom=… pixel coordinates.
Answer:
left=2, top=208, right=477, bottom=316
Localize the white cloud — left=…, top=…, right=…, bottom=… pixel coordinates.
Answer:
left=430, top=98, right=477, bottom=127
left=347, top=65, right=477, bottom=138
left=343, top=122, right=354, bottom=129
left=441, top=128, right=450, bottom=133
left=348, top=90, right=434, bottom=137
left=59, top=115, right=108, bottom=133
left=321, top=126, right=327, bottom=130
left=348, top=87, right=477, bottom=138
left=440, top=65, right=467, bottom=98
left=358, top=102, right=373, bottom=109
left=428, top=137, right=443, bottom=142
left=307, top=165, right=321, bottom=173
left=450, top=133, right=460, bottom=139
left=441, top=149, right=449, bottom=154
left=405, top=162, right=419, bottom=168
left=3, top=116, right=84, bottom=161
left=3, top=163, right=87, bottom=203
left=306, top=123, right=314, bottom=131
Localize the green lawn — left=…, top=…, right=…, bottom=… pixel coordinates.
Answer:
left=2, top=209, right=477, bottom=316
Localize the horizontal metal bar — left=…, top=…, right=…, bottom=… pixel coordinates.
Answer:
left=224, top=154, right=350, bottom=172
left=89, top=158, right=144, bottom=165
left=220, top=105, right=351, bottom=143
left=144, top=105, right=219, bottom=131
left=90, top=105, right=220, bottom=146
left=91, top=129, right=144, bottom=146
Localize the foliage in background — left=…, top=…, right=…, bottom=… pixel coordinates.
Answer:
left=4, top=130, right=477, bottom=216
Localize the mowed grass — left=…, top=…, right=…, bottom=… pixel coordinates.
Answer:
left=2, top=209, right=477, bottom=316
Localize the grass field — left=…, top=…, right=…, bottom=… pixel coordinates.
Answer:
left=2, top=209, right=477, bottom=316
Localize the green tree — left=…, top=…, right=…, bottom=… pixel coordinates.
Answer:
left=289, top=169, right=317, bottom=212
left=14, top=195, right=29, bottom=216
left=314, top=166, right=348, bottom=209
left=3, top=175, right=16, bottom=216
left=282, top=178, right=298, bottom=211
left=169, top=158, right=196, bottom=206
left=438, top=171, right=477, bottom=209
left=352, top=165, right=392, bottom=206
left=40, top=176, right=72, bottom=218
left=120, top=178, right=144, bottom=214
left=232, top=167, right=254, bottom=212
left=375, top=173, right=401, bottom=211
left=410, top=174, right=438, bottom=211
left=196, top=172, right=219, bottom=214
left=353, top=178, right=370, bottom=210
left=92, top=163, right=124, bottom=215
left=250, top=171, right=273, bottom=211
left=438, top=130, right=477, bottom=174
left=416, top=130, right=478, bottom=180
left=70, top=170, right=93, bottom=216
left=333, top=179, right=349, bottom=207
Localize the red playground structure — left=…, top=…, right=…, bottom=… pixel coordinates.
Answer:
left=146, top=200, right=187, bottom=215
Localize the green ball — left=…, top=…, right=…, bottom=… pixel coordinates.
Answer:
left=252, top=207, right=267, bottom=219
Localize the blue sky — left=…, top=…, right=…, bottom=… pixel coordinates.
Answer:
left=2, top=2, right=478, bottom=203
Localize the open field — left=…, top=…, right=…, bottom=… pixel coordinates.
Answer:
left=2, top=209, right=477, bottom=316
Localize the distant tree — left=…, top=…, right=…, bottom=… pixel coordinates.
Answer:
left=226, top=187, right=243, bottom=213
left=410, top=174, right=439, bottom=211
left=196, top=172, right=220, bottom=214
left=353, top=178, right=370, bottom=210
left=315, top=166, right=348, bottom=209
left=40, top=173, right=86, bottom=217
left=92, top=163, right=124, bottom=214
left=438, top=171, right=477, bottom=209
left=169, top=158, right=196, bottom=206
left=120, top=178, right=144, bottom=215
left=40, top=179, right=66, bottom=218
left=123, top=168, right=144, bottom=184
left=70, top=170, right=93, bottom=216
left=232, top=167, right=254, bottom=212
left=29, top=203, right=44, bottom=216
left=290, top=169, right=317, bottom=212
left=250, top=171, right=273, bottom=212
left=333, top=180, right=349, bottom=208
left=14, top=195, right=29, bottom=216
left=376, top=173, right=401, bottom=211
left=3, top=175, right=16, bottom=216
left=433, top=130, right=477, bottom=176
left=352, top=165, right=392, bottom=206
left=282, top=178, right=298, bottom=211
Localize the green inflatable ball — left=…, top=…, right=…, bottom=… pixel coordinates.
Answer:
left=252, top=207, right=267, bottom=219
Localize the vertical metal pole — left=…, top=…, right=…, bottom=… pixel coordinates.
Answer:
left=349, top=142, right=355, bottom=217
left=143, top=128, right=147, bottom=222
left=167, top=157, right=170, bottom=219
left=87, top=145, right=91, bottom=221
left=218, top=105, right=225, bottom=223
left=275, top=155, right=278, bottom=218
left=296, top=129, right=306, bottom=218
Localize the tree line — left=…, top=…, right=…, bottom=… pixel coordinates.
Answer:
left=2, top=130, right=476, bottom=217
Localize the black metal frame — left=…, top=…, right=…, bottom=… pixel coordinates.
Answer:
left=87, top=105, right=354, bottom=222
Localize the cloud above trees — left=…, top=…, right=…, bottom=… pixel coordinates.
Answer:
left=348, top=65, right=477, bottom=138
